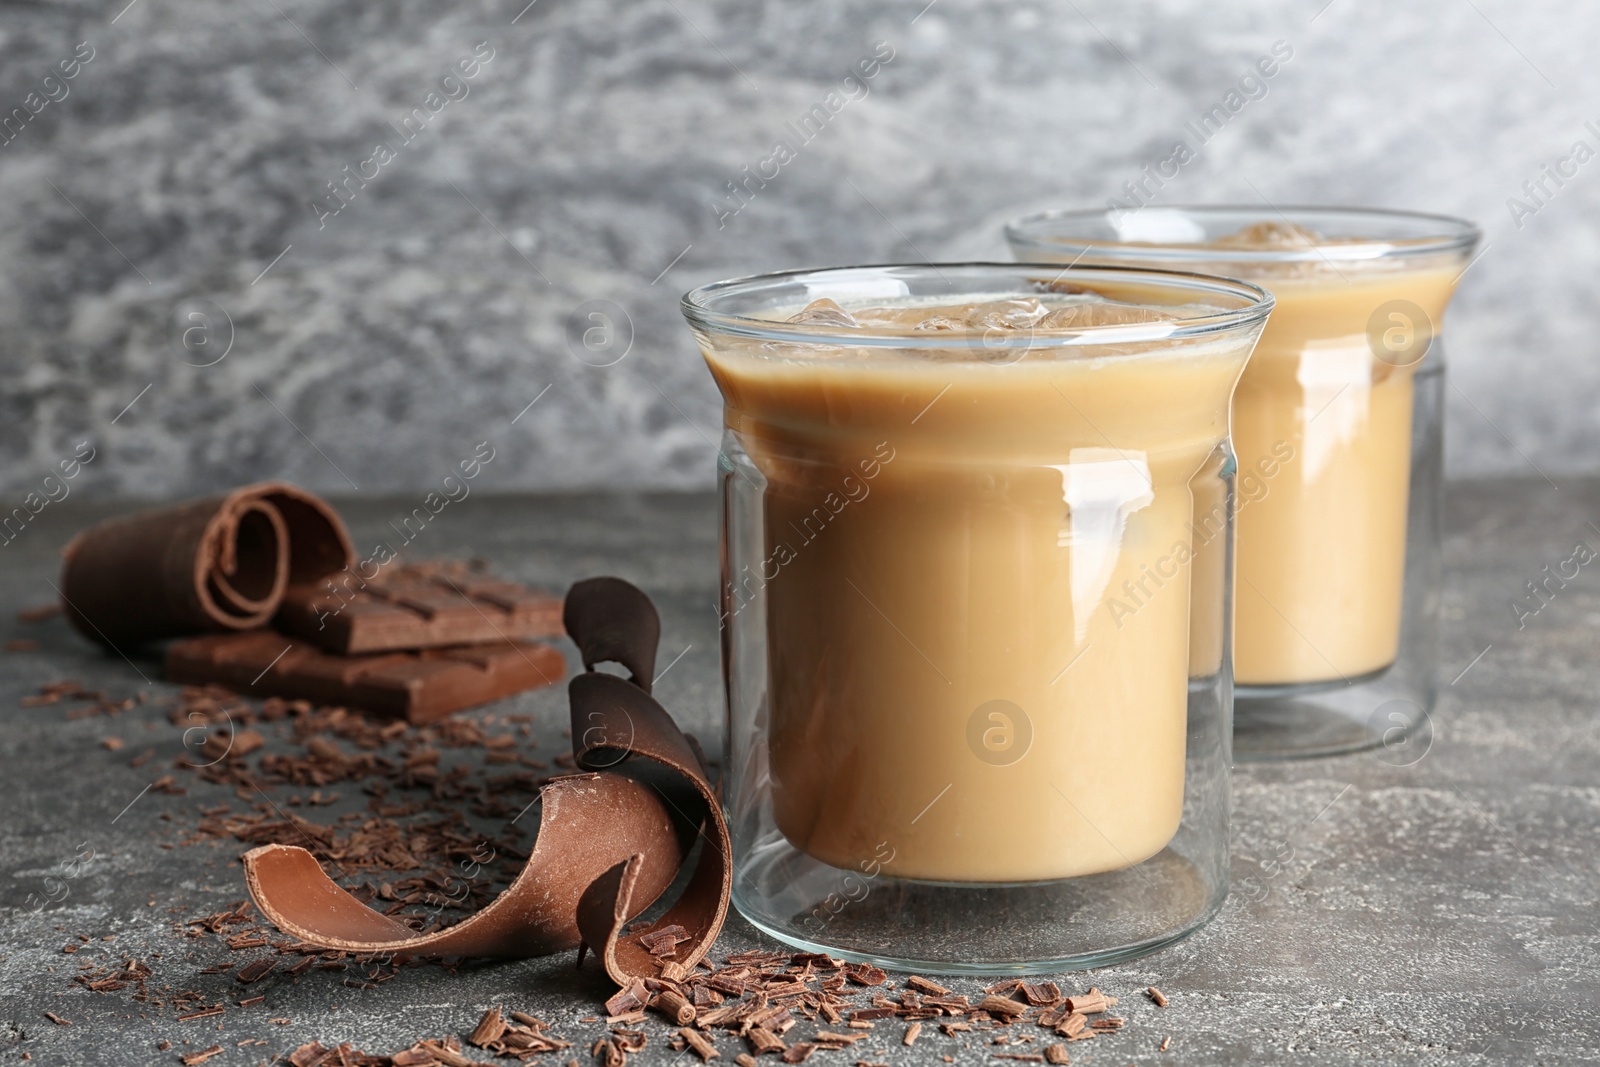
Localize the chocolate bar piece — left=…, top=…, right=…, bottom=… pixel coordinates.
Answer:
left=165, top=631, right=564, bottom=723
left=275, top=573, right=564, bottom=655
left=59, top=482, right=354, bottom=646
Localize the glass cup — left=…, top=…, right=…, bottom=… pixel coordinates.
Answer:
left=1007, top=207, right=1480, bottom=760
left=682, top=264, right=1273, bottom=972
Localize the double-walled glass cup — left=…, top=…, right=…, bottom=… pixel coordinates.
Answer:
left=682, top=264, right=1273, bottom=972
left=1008, top=209, right=1479, bottom=760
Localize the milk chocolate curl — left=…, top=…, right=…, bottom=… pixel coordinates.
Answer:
left=569, top=672, right=731, bottom=982
left=244, top=772, right=688, bottom=958
left=240, top=577, right=732, bottom=987
left=563, top=576, right=660, bottom=691
left=59, top=482, right=354, bottom=646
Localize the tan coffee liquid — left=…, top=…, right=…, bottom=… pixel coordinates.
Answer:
left=1205, top=237, right=1464, bottom=685
left=702, top=297, right=1256, bottom=882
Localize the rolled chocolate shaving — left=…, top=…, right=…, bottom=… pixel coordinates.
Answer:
left=563, top=576, right=660, bottom=691
left=240, top=577, right=732, bottom=987
left=59, top=481, right=354, bottom=646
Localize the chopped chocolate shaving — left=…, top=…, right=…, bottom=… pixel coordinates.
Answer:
left=43, top=1012, right=70, bottom=1026
left=841, top=964, right=886, bottom=987
left=906, top=976, right=951, bottom=996
left=606, top=979, right=649, bottom=1018
left=592, top=1035, right=628, bottom=1067
left=469, top=1007, right=508, bottom=1047
left=748, top=1028, right=786, bottom=1056
left=813, top=1031, right=864, bottom=1047
left=1063, top=988, right=1114, bottom=1015
left=175, top=1005, right=224, bottom=1021
left=1043, top=1043, right=1070, bottom=1065
left=612, top=1029, right=647, bottom=1054
left=1147, top=986, right=1168, bottom=1007
left=180, top=1046, right=225, bottom=1065
left=681, top=1027, right=719, bottom=1061
left=977, top=996, right=1026, bottom=1020
left=1019, top=981, right=1061, bottom=1006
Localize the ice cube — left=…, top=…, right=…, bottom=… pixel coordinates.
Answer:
left=851, top=305, right=929, bottom=329
left=914, top=314, right=965, bottom=331
left=966, top=298, right=1051, bottom=330
left=1210, top=220, right=1324, bottom=250
left=786, top=298, right=859, bottom=327
left=1039, top=302, right=1178, bottom=328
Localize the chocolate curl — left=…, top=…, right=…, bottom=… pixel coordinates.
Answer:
left=239, top=577, right=732, bottom=986
left=243, top=773, right=686, bottom=958
left=569, top=672, right=731, bottom=983
left=563, top=576, right=660, bottom=691
left=59, top=481, right=354, bottom=646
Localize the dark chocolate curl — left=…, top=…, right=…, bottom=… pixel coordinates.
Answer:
left=563, top=576, right=660, bottom=691
left=59, top=481, right=354, bottom=646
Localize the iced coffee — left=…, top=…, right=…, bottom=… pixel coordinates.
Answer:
left=1008, top=210, right=1478, bottom=703
left=689, top=270, right=1271, bottom=883
left=1221, top=224, right=1463, bottom=683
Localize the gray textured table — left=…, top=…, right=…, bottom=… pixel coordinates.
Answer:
left=1, top=486, right=1595, bottom=1066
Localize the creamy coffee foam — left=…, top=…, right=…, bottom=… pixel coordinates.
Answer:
left=702, top=294, right=1258, bottom=882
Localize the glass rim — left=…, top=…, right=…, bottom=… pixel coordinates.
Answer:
left=680, top=262, right=1274, bottom=350
left=1005, top=205, right=1481, bottom=264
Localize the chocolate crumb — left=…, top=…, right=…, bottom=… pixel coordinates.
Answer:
left=1043, top=1044, right=1070, bottom=1065
left=44, top=1012, right=70, bottom=1026
left=903, top=1022, right=922, bottom=1046
left=1147, top=986, right=1168, bottom=1007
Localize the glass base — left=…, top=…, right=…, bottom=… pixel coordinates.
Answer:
left=1234, top=663, right=1434, bottom=761
left=731, top=835, right=1224, bottom=975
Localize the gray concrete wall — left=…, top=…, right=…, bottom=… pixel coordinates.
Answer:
left=2, top=0, right=1594, bottom=497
